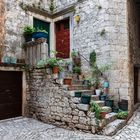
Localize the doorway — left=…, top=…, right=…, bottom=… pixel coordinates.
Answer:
left=55, top=18, right=70, bottom=59
left=33, top=18, right=50, bottom=55
left=0, top=71, right=22, bottom=120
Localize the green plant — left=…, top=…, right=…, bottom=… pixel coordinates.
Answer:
left=73, top=66, right=81, bottom=74
left=36, top=59, right=46, bottom=68
left=50, top=0, right=55, bottom=12
left=117, top=111, right=128, bottom=119
left=100, top=29, right=106, bottom=36
left=35, top=28, right=48, bottom=34
left=71, top=50, right=77, bottom=58
left=24, top=27, right=33, bottom=34
left=90, top=101, right=101, bottom=120
left=90, top=102, right=101, bottom=128
left=23, top=25, right=35, bottom=34
left=90, top=50, right=96, bottom=66
left=47, top=58, right=59, bottom=68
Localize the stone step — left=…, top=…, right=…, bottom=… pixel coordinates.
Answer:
left=92, top=100, right=105, bottom=107
left=91, top=95, right=99, bottom=101
left=105, top=112, right=117, bottom=125
left=72, top=80, right=84, bottom=85
left=101, top=106, right=112, bottom=113
left=77, top=104, right=89, bottom=111
left=68, top=90, right=94, bottom=97
left=68, top=85, right=89, bottom=91
left=103, top=119, right=126, bottom=136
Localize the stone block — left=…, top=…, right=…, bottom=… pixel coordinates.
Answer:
left=72, top=97, right=81, bottom=104
left=77, top=104, right=89, bottom=111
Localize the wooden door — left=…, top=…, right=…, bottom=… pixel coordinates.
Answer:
left=55, top=19, right=70, bottom=58
left=134, top=67, right=138, bottom=104
left=0, top=71, right=22, bottom=120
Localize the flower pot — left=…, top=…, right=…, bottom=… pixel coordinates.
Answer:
left=100, top=111, right=107, bottom=119
left=105, top=100, right=114, bottom=108
left=73, top=57, right=81, bottom=66
left=32, top=32, right=48, bottom=39
left=52, top=66, right=59, bottom=74
left=81, top=95, right=91, bottom=104
left=24, top=33, right=32, bottom=42
left=75, top=92, right=82, bottom=97
left=10, top=57, right=17, bottom=64
left=118, top=100, right=128, bottom=111
left=63, top=78, right=72, bottom=85
left=3, top=56, right=11, bottom=64
left=95, top=89, right=101, bottom=96
left=67, top=63, right=73, bottom=72
left=112, top=107, right=119, bottom=113
left=59, top=71, right=65, bottom=79
left=100, top=95, right=107, bottom=101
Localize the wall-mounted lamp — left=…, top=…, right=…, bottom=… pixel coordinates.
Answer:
left=75, top=15, right=80, bottom=23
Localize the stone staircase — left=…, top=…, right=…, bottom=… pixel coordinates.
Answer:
left=63, top=71, right=126, bottom=136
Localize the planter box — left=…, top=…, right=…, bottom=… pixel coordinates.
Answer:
left=100, top=95, right=107, bottom=101
left=32, top=32, right=48, bottom=39
left=81, top=95, right=91, bottom=104
left=118, top=100, right=128, bottom=111
left=112, top=107, right=119, bottom=113
left=75, top=92, right=82, bottom=97
left=105, top=100, right=114, bottom=108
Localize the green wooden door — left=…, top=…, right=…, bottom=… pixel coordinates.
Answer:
left=33, top=18, right=50, bottom=55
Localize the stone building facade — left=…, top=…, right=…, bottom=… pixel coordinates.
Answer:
left=0, top=0, right=140, bottom=126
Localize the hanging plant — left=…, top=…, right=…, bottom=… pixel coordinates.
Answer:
left=50, top=0, right=55, bottom=12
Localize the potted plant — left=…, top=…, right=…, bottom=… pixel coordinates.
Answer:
left=117, top=111, right=128, bottom=119
left=99, top=94, right=107, bottom=101
left=118, top=99, right=128, bottom=111
left=75, top=91, right=82, bottom=97
left=47, top=57, right=60, bottom=74
left=32, top=28, right=48, bottom=39
left=63, top=77, right=72, bottom=85
left=100, top=108, right=107, bottom=119
left=23, top=25, right=35, bottom=42
left=105, top=95, right=114, bottom=108
left=66, top=61, right=73, bottom=72
left=73, top=66, right=81, bottom=75
left=71, top=50, right=81, bottom=66
left=58, top=66, right=65, bottom=79
left=81, top=94, right=91, bottom=104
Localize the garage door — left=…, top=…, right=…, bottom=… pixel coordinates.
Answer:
left=0, top=71, right=22, bottom=120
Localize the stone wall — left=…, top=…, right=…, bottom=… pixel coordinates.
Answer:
left=26, top=69, right=96, bottom=133
left=0, top=0, right=5, bottom=59
left=71, top=0, right=129, bottom=107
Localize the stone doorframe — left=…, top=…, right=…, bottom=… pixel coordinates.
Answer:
left=28, top=11, right=74, bottom=58
left=0, top=66, right=26, bottom=117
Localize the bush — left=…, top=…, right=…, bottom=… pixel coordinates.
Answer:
left=117, top=111, right=128, bottom=119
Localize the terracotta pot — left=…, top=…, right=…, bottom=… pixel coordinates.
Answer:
left=63, top=78, right=72, bottom=85
left=52, top=66, right=59, bottom=74
left=100, top=111, right=106, bottom=119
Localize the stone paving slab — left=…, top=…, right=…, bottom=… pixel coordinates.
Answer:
left=0, top=117, right=111, bottom=140
left=1, top=107, right=140, bottom=140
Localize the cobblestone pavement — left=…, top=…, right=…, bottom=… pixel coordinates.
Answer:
left=113, top=107, right=140, bottom=140
left=0, top=117, right=111, bottom=140
left=0, top=107, right=140, bottom=140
